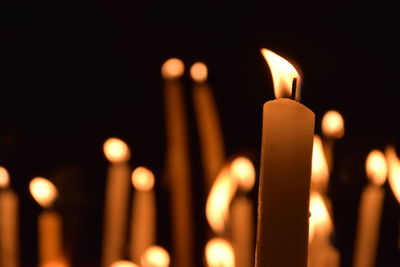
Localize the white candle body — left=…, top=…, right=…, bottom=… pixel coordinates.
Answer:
left=256, top=98, right=314, bottom=267
left=353, top=185, right=384, bottom=267
left=231, top=196, right=254, bottom=267
left=193, top=82, right=225, bottom=190
left=0, top=189, right=19, bottom=267
left=39, top=211, right=63, bottom=266
left=129, top=190, right=156, bottom=263
left=102, top=163, right=131, bottom=267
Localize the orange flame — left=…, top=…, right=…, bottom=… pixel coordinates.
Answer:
left=365, top=150, right=387, bottom=186
left=230, top=156, right=255, bottom=192
left=141, top=246, right=170, bottom=267
left=103, top=138, right=131, bottom=163
left=311, top=135, right=329, bottom=191
left=322, top=110, right=345, bottom=139
left=205, top=238, right=235, bottom=267
left=190, top=62, right=208, bottom=82
left=110, top=260, right=139, bottom=267
left=385, top=146, right=400, bottom=203
left=161, top=58, right=184, bottom=80
left=132, top=167, right=155, bottom=192
left=29, top=177, right=58, bottom=208
left=309, top=192, right=332, bottom=243
left=0, top=166, right=10, bottom=188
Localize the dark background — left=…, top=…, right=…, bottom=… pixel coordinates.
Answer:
left=1, top=3, right=400, bottom=267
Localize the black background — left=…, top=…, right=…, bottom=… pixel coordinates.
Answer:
left=1, top=3, right=400, bottom=267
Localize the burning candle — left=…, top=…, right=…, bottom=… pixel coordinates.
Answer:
left=102, top=137, right=131, bottom=267
left=205, top=238, right=235, bottom=267
left=311, top=135, right=330, bottom=193
left=0, top=167, right=19, bottom=267
left=230, top=157, right=255, bottom=267
left=191, top=62, right=225, bottom=190
left=29, top=177, right=63, bottom=267
left=110, top=260, right=138, bottom=267
left=162, top=58, right=193, bottom=267
left=141, top=246, right=170, bottom=267
left=255, top=49, right=315, bottom=267
left=386, top=146, right=400, bottom=203
left=129, top=167, right=156, bottom=263
left=353, top=149, right=387, bottom=267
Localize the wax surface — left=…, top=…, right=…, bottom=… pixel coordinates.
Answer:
left=0, top=190, right=19, bottom=267
left=256, top=98, right=314, bottom=267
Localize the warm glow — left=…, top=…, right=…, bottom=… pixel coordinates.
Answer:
left=230, top=156, right=255, bottom=191
left=366, top=150, right=387, bottom=186
left=321, top=110, right=345, bottom=139
left=385, top=146, right=400, bottom=203
left=103, top=138, right=130, bottom=163
left=261, top=48, right=301, bottom=100
left=43, top=260, right=69, bottom=267
left=309, top=192, right=332, bottom=243
left=110, top=260, right=139, bottom=267
left=29, top=177, right=58, bottom=208
left=132, top=166, right=155, bottom=191
left=141, top=246, right=170, bottom=267
left=311, top=135, right=329, bottom=191
left=205, top=238, right=235, bottom=267
left=161, top=58, right=184, bottom=79
left=0, top=166, right=10, bottom=188
left=206, top=167, right=237, bottom=234
left=190, top=62, right=208, bottom=82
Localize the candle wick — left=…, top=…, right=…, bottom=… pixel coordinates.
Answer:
left=291, top=78, right=297, bottom=100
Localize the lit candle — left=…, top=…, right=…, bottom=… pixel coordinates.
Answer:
left=162, top=58, right=193, bottom=267
left=29, top=177, right=63, bottom=266
left=230, top=157, right=255, bottom=267
left=102, top=137, right=131, bottom=267
left=190, top=62, right=225, bottom=190
left=311, top=135, right=330, bottom=193
left=255, top=49, right=315, bottom=267
left=0, top=167, right=19, bottom=267
left=353, top=149, right=387, bottom=267
left=386, top=145, right=400, bottom=203
left=141, top=246, right=170, bottom=267
left=129, top=167, right=156, bottom=263
left=205, top=238, right=235, bottom=267
left=110, top=260, right=139, bottom=267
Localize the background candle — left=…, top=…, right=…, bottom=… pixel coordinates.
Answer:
left=204, top=238, right=235, bottom=267
left=0, top=167, right=19, bottom=267
left=255, top=49, right=314, bottom=267
left=353, top=150, right=387, bottom=267
left=102, top=137, right=131, bottom=267
left=311, top=135, right=330, bottom=193
left=386, top=146, right=400, bottom=203
left=129, top=167, right=156, bottom=264
left=140, top=246, right=170, bottom=267
left=110, top=260, right=139, bottom=267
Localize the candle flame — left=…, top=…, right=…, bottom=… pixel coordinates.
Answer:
left=311, top=135, right=329, bottom=191
left=206, top=167, right=237, bottom=234
left=366, top=149, right=387, bottom=186
left=0, top=166, right=10, bottom=188
left=110, top=260, right=139, bottom=267
left=29, top=177, right=58, bottom=208
left=205, top=238, right=235, bottom=267
left=190, top=62, right=208, bottom=82
left=385, top=146, right=400, bottom=203
left=321, top=110, right=345, bottom=139
left=141, top=246, right=170, bottom=267
left=161, top=58, right=184, bottom=80
left=230, top=156, right=255, bottom=192
left=261, top=48, right=301, bottom=100
left=103, top=138, right=130, bottom=163
left=132, top=166, right=155, bottom=191
left=309, top=192, right=332, bottom=243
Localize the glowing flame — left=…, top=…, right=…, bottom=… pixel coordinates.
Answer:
left=261, top=48, right=301, bottom=100
left=366, top=150, right=387, bottom=186
left=230, top=157, right=255, bottom=192
left=206, top=167, right=237, bottom=234
left=43, top=259, right=69, bottom=267
left=29, top=177, right=58, bottom=208
left=141, top=246, right=170, bottom=267
left=0, top=166, right=10, bottom=188
left=321, top=110, right=345, bottom=139
left=311, top=135, right=329, bottom=191
left=132, top=166, right=155, bottom=191
left=110, top=260, right=138, bottom=267
left=161, top=58, right=184, bottom=80
left=205, top=238, right=235, bottom=267
left=309, top=192, right=332, bottom=243
left=190, top=62, right=208, bottom=82
left=103, top=138, right=130, bottom=163
left=385, top=146, right=400, bottom=203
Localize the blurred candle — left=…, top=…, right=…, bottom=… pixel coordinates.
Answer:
left=205, top=238, right=235, bottom=267
left=0, top=167, right=19, bottom=267
left=311, top=135, right=329, bottom=193
left=255, top=49, right=314, bottom=267
left=386, top=146, right=400, bottom=203
left=110, top=260, right=138, bottom=267
left=102, top=138, right=131, bottom=267
left=162, top=58, right=193, bottom=267
left=353, top=150, right=387, bottom=267
left=141, top=246, right=170, bottom=267
left=129, top=167, right=156, bottom=263
left=191, top=62, right=225, bottom=190
left=30, top=177, right=63, bottom=267
left=230, top=157, right=255, bottom=267
left=321, top=110, right=344, bottom=172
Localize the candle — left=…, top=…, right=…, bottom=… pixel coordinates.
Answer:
left=162, top=58, right=193, bottom=267
left=191, top=62, right=225, bottom=190
left=255, top=49, right=315, bottom=267
left=141, top=246, right=170, bottom=267
left=205, top=238, right=235, bottom=267
left=102, top=138, right=131, bottom=267
left=311, top=135, right=330, bottom=193
left=129, top=167, right=156, bottom=263
left=110, top=260, right=138, bottom=267
left=353, top=149, right=387, bottom=267
left=29, top=177, right=63, bottom=266
left=230, top=157, right=255, bottom=267
left=0, top=167, right=19, bottom=267
left=386, top=145, right=400, bottom=203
